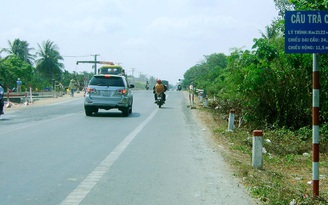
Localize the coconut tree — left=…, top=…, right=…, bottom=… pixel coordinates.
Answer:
left=35, top=40, right=64, bottom=82
left=1, top=38, right=35, bottom=65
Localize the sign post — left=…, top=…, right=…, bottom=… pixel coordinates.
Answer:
left=285, top=10, right=328, bottom=197
left=312, top=53, right=320, bottom=196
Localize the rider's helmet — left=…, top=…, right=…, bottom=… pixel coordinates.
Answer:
left=156, top=79, right=162, bottom=83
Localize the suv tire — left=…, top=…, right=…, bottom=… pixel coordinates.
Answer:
left=85, top=106, right=93, bottom=116
left=122, top=107, right=129, bottom=117
left=129, top=105, right=132, bottom=114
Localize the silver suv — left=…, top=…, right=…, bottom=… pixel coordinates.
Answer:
left=84, top=74, right=134, bottom=116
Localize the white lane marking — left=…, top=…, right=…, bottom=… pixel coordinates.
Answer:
left=60, top=109, right=158, bottom=205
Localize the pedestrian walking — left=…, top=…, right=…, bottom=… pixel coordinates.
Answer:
left=16, top=78, right=22, bottom=93
left=69, top=79, right=76, bottom=97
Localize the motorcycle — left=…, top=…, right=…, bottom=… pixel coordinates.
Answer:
left=177, top=84, right=182, bottom=91
left=155, top=93, right=164, bottom=108
left=0, top=86, right=4, bottom=116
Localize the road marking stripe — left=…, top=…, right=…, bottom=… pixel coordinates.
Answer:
left=60, top=109, right=158, bottom=205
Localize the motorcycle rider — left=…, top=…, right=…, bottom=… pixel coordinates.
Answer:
left=0, top=78, right=4, bottom=114
left=145, top=80, right=149, bottom=90
left=153, top=79, right=167, bottom=103
left=177, top=79, right=182, bottom=91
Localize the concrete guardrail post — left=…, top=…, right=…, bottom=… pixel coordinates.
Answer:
left=252, top=130, right=263, bottom=169
left=29, top=87, right=33, bottom=103
left=227, top=109, right=235, bottom=131
left=6, top=92, right=10, bottom=105
left=204, top=97, right=209, bottom=108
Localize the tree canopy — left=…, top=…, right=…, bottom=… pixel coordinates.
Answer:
left=0, top=39, right=91, bottom=92
left=1, top=39, right=35, bottom=65
left=183, top=0, right=328, bottom=131
left=35, top=40, right=64, bottom=82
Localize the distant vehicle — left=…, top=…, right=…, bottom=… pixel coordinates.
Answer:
left=177, top=84, right=182, bottom=91
left=162, top=80, right=169, bottom=90
left=84, top=74, right=134, bottom=117
left=177, top=79, right=182, bottom=91
left=145, top=81, right=149, bottom=90
left=98, top=65, right=125, bottom=75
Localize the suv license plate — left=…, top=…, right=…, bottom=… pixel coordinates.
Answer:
left=102, top=91, right=111, bottom=96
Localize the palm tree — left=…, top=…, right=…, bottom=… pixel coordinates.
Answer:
left=35, top=40, right=64, bottom=82
left=1, top=39, right=35, bottom=65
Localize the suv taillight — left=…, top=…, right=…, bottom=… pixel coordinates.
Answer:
left=87, top=88, right=97, bottom=93
left=117, top=89, right=127, bottom=94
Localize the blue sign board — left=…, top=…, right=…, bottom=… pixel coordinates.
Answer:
left=285, top=11, right=328, bottom=53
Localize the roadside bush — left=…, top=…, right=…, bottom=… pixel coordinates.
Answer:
left=264, top=128, right=310, bottom=155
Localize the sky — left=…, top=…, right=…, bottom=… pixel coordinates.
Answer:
left=0, top=0, right=279, bottom=85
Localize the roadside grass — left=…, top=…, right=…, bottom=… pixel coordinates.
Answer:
left=196, top=105, right=328, bottom=205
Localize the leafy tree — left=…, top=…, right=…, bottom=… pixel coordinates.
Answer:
left=0, top=39, right=35, bottom=65
left=60, top=70, right=92, bottom=90
left=0, top=38, right=93, bottom=93
left=253, top=35, right=312, bottom=128
left=277, top=0, right=328, bottom=128
left=289, top=0, right=328, bottom=10
left=183, top=16, right=316, bottom=129
left=273, top=0, right=294, bottom=18
left=35, top=40, right=64, bottom=83
left=273, top=0, right=328, bottom=18
left=183, top=53, right=227, bottom=95
left=0, top=56, right=34, bottom=91
left=148, top=76, right=156, bottom=88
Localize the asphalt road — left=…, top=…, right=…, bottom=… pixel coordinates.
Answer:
left=0, top=91, right=256, bottom=205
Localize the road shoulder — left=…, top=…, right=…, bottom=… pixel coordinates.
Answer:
left=4, top=92, right=84, bottom=112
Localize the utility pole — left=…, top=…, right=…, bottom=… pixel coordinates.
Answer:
left=131, top=68, right=135, bottom=77
left=91, top=54, right=100, bottom=74
left=76, top=55, right=115, bottom=75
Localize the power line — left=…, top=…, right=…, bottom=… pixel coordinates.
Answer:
left=62, top=55, right=91, bottom=58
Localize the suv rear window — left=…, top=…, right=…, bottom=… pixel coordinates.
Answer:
left=89, top=76, right=125, bottom=87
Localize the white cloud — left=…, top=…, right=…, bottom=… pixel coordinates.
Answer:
left=69, top=17, right=124, bottom=34
left=148, top=17, right=189, bottom=30
left=121, top=38, right=148, bottom=48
